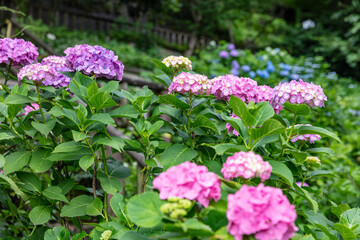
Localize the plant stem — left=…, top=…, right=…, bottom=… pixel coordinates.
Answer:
left=101, top=146, right=109, bottom=222
left=186, top=93, right=194, bottom=148
left=36, top=85, right=46, bottom=123
left=92, top=158, right=98, bottom=199
left=286, top=114, right=298, bottom=143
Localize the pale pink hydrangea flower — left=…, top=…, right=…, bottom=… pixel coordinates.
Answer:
left=153, top=161, right=221, bottom=207
left=24, top=103, right=39, bottom=116
left=291, top=124, right=321, bottom=144
left=270, top=79, right=327, bottom=113
left=41, top=56, right=72, bottom=88
left=162, top=55, right=192, bottom=71
left=227, top=184, right=298, bottom=240
left=18, top=63, right=57, bottom=85
left=255, top=85, right=273, bottom=103
left=221, top=151, right=272, bottom=182
left=226, top=113, right=240, bottom=136
left=168, top=72, right=212, bottom=95
left=211, top=75, right=258, bottom=102
left=0, top=38, right=39, bottom=66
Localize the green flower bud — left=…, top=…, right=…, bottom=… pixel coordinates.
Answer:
left=178, top=199, right=192, bottom=209
left=168, top=197, right=180, bottom=202
left=100, top=230, right=112, bottom=240
left=160, top=203, right=173, bottom=214
left=170, top=209, right=187, bottom=219
left=306, top=156, right=321, bottom=166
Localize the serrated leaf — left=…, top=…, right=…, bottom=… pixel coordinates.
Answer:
left=60, top=195, right=93, bottom=217
left=193, top=115, right=219, bottom=134
left=160, top=144, right=197, bottom=170
left=151, top=58, right=173, bottom=77
left=205, top=143, right=246, bottom=155
left=88, top=113, right=115, bottom=126
left=298, top=125, right=341, bottom=142
left=89, top=92, right=117, bottom=111
left=52, top=142, right=88, bottom=153
left=43, top=186, right=69, bottom=203
left=17, top=172, right=42, bottom=193
left=79, top=155, right=94, bottom=171
left=4, top=94, right=33, bottom=104
left=0, top=174, right=28, bottom=200
left=86, top=198, right=103, bottom=216
left=147, top=120, right=164, bottom=137
left=159, top=94, right=189, bottom=109
left=95, top=137, right=125, bottom=153
left=307, top=147, right=335, bottom=155
left=31, top=118, right=56, bottom=136
left=251, top=119, right=285, bottom=142
left=3, top=151, right=32, bottom=175
left=29, top=206, right=51, bottom=225
left=283, top=102, right=311, bottom=115
left=228, top=96, right=255, bottom=127
left=253, top=102, right=274, bottom=127
left=340, top=208, right=360, bottom=235
left=72, top=130, right=87, bottom=142
left=334, top=223, right=356, bottom=240
left=110, top=193, right=128, bottom=221
left=268, top=160, right=293, bottom=187
left=109, top=105, right=140, bottom=119
left=97, top=172, right=123, bottom=195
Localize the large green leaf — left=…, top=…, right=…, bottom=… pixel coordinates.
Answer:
left=204, top=143, right=246, bottom=155
left=79, top=155, right=94, bottom=171
left=253, top=102, right=274, bottom=127
left=151, top=58, right=173, bottom=77
left=268, top=160, right=293, bottom=187
left=159, top=94, right=189, bottom=109
left=228, top=96, right=255, bottom=127
left=16, top=172, right=42, bottom=193
left=99, top=81, right=119, bottom=93
left=298, top=125, right=341, bottom=142
left=44, top=226, right=71, bottom=240
left=89, top=92, right=118, bottom=111
left=3, top=150, right=32, bottom=175
left=86, top=198, right=104, bottom=216
left=340, top=208, right=360, bottom=235
left=283, top=102, right=311, bottom=115
left=29, top=206, right=51, bottom=225
left=109, top=105, right=140, bottom=119
left=127, top=191, right=164, bottom=228
left=147, top=120, right=164, bottom=137
left=4, top=94, right=34, bottom=104
left=193, top=115, right=219, bottom=134
left=52, top=142, right=88, bottom=153
left=251, top=119, right=285, bottom=142
left=160, top=144, right=197, bottom=170
left=42, top=186, right=69, bottom=203
left=60, top=195, right=93, bottom=217
left=95, top=137, right=125, bottom=153
left=97, top=172, right=123, bottom=195
left=295, top=185, right=319, bottom=213
left=31, top=118, right=57, bottom=136
left=0, top=174, right=28, bottom=200
left=334, top=223, right=356, bottom=240
left=0, top=132, right=15, bottom=141
left=307, top=147, right=335, bottom=155
left=110, top=193, right=128, bottom=221
left=87, top=113, right=116, bottom=126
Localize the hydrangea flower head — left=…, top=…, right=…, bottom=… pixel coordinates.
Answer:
left=24, top=103, right=39, bottom=116
left=221, top=151, right=272, bottom=182
left=162, top=55, right=192, bottom=72
left=18, top=63, right=56, bottom=85
left=41, top=56, right=72, bottom=88
left=291, top=124, right=321, bottom=144
left=255, top=85, right=273, bottom=103
left=227, top=184, right=298, bottom=240
left=168, top=72, right=212, bottom=95
left=270, top=79, right=327, bottom=113
left=0, top=38, right=39, bottom=66
left=227, top=44, right=235, bottom=50
left=219, top=50, right=229, bottom=59
left=230, top=49, right=239, bottom=57
left=64, top=44, right=124, bottom=80
left=211, top=75, right=258, bottom=102
left=153, top=161, right=221, bottom=207
left=241, top=65, right=251, bottom=72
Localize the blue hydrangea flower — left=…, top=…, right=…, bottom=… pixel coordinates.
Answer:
left=249, top=71, right=256, bottom=78
left=219, top=50, right=229, bottom=59
left=266, top=61, right=275, bottom=73
left=280, top=70, right=289, bottom=77
left=232, top=60, right=240, bottom=69
left=256, top=70, right=269, bottom=79
left=241, top=65, right=250, bottom=72
left=279, top=63, right=291, bottom=71
left=290, top=73, right=299, bottom=79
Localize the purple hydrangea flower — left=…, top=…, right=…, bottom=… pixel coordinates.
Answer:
left=291, top=73, right=299, bottom=80
left=41, top=56, right=72, bottom=88
left=219, top=50, right=229, bottom=59
left=0, top=38, right=39, bottom=66
left=232, top=60, right=240, bottom=70
left=64, top=44, right=124, bottom=80
left=241, top=65, right=250, bottom=72
left=227, top=44, right=235, bottom=51
left=296, top=182, right=309, bottom=188
left=280, top=70, right=290, bottom=77
left=231, top=68, right=239, bottom=76
left=230, top=49, right=238, bottom=57
left=18, top=63, right=56, bottom=85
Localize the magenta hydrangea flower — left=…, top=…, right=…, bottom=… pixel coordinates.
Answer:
left=64, top=44, right=124, bottom=80
left=227, top=184, right=298, bottom=240
left=255, top=85, right=273, bottom=103
left=18, top=63, right=56, bottom=85
left=24, top=103, right=39, bottom=116
left=226, top=113, right=240, bottom=136
left=0, top=38, right=39, bottom=66
left=270, top=79, right=327, bottom=113
left=168, top=72, right=212, bottom=95
left=221, top=151, right=272, bottom=182
left=162, top=55, right=192, bottom=72
left=211, top=75, right=258, bottom=102
left=291, top=124, right=321, bottom=144
left=41, top=56, right=72, bottom=87
left=153, top=161, right=221, bottom=207
left=296, top=182, right=309, bottom=188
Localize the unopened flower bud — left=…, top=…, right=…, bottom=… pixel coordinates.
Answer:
left=168, top=197, right=179, bottom=202
left=160, top=203, right=173, bottom=214
left=170, top=209, right=187, bottom=219
left=100, top=230, right=112, bottom=240
left=178, top=199, right=192, bottom=209
left=306, top=156, right=321, bottom=166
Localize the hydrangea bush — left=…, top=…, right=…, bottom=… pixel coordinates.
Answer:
left=0, top=38, right=359, bottom=240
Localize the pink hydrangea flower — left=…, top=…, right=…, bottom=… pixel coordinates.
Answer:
left=255, top=85, right=273, bottom=103
left=270, top=79, right=327, bottom=113
left=64, top=44, right=124, bottom=80
left=226, top=113, right=240, bottom=136
left=296, top=182, right=309, bottom=188
left=0, top=38, right=39, bottom=66
left=221, top=151, right=272, bottom=182
left=227, top=184, right=298, bottom=240
left=41, top=56, right=72, bottom=87
left=153, top=161, right=221, bottom=207
left=211, top=75, right=258, bottom=102
left=18, top=63, right=56, bottom=85
left=162, top=55, right=192, bottom=71
left=24, top=103, right=39, bottom=116
left=291, top=124, right=321, bottom=144
left=168, top=72, right=212, bottom=95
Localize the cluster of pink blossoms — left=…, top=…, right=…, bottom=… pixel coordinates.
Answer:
left=255, top=85, right=273, bottom=103
left=270, top=79, right=327, bottom=113
left=168, top=72, right=212, bottom=95
left=162, top=56, right=192, bottom=72
left=153, top=161, right=221, bottom=207
left=24, top=103, right=39, bottom=116
left=221, top=151, right=272, bottom=182
left=291, top=124, right=321, bottom=144
left=64, top=44, right=124, bottom=80
left=0, top=38, right=38, bottom=66
left=227, top=184, right=298, bottom=240
left=211, top=75, right=258, bottom=102
left=18, top=63, right=56, bottom=84
left=41, top=56, right=72, bottom=88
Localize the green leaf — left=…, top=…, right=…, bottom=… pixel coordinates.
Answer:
left=205, top=143, right=246, bottom=155
left=295, top=185, right=319, bottom=213
left=308, top=170, right=336, bottom=179
left=252, top=134, right=279, bottom=149
left=17, top=172, right=42, bottom=193
left=303, top=210, right=337, bottom=239
left=3, top=150, right=32, bottom=175
left=160, top=144, right=197, bottom=170
left=151, top=58, right=173, bottom=77
left=109, top=105, right=140, bottom=119
left=127, top=191, right=164, bottom=228
left=52, top=142, right=88, bottom=153
left=86, top=198, right=104, bottom=216
left=152, top=74, right=172, bottom=88
left=340, top=208, right=360, bottom=235
left=0, top=154, right=4, bottom=168
left=95, top=137, right=125, bottom=153
left=60, top=195, right=93, bottom=217
left=108, top=161, right=131, bottom=179
left=331, top=203, right=350, bottom=218
left=71, top=231, right=88, bottom=240
left=268, top=160, right=293, bottom=187
left=298, top=125, right=341, bottom=142
left=288, top=150, right=308, bottom=164
left=147, top=120, right=164, bottom=137
left=159, top=94, right=189, bottom=109
left=228, top=96, right=255, bottom=127
left=334, top=223, right=356, bottom=240
left=31, top=118, right=56, bottom=136
left=110, top=193, right=128, bottom=221
left=213, top=226, right=235, bottom=240
left=44, top=226, right=71, bottom=240
left=72, top=130, right=87, bottom=142
left=182, top=218, right=214, bottom=236
left=79, top=155, right=94, bottom=171
left=251, top=119, right=285, bottom=141
left=29, top=206, right=51, bottom=225
left=86, top=81, right=99, bottom=98
left=203, top=160, right=223, bottom=175
left=0, top=174, right=28, bottom=200
left=97, top=172, right=123, bottom=195
left=43, top=186, right=69, bottom=203
left=283, top=102, right=311, bottom=115
left=307, top=147, right=335, bottom=155
left=253, top=102, right=274, bottom=127
left=193, top=115, right=219, bottom=134
left=88, top=113, right=115, bottom=126
left=58, top=179, right=75, bottom=195
left=99, top=81, right=119, bottom=93
left=89, top=92, right=117, bottom=111
left=4, top=94, right=33, bottom=104
left=0, top=132, right=15, bottom=141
